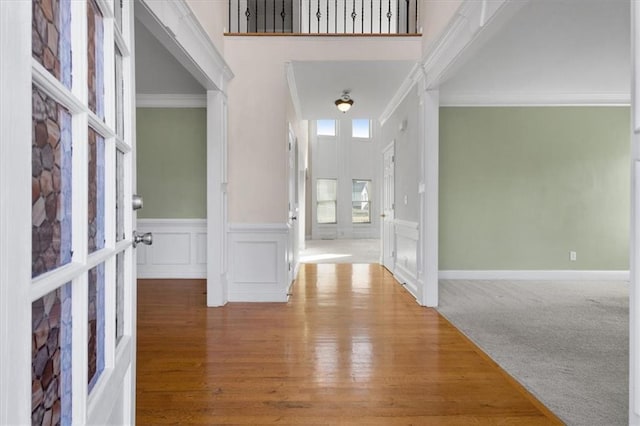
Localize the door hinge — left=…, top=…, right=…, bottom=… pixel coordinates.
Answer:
left=392, top=203, right=395, bottom=210
left=288, top=263, right=291, bottom=271
left=391, top=155, right=395, bottom=162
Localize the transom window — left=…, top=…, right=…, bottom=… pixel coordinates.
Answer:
left=352, top=119, right=370, bottom=138
left=317, top=119, right=336, bottom=137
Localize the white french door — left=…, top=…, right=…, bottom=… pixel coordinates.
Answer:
left=1, top=0, right=137, bottom=424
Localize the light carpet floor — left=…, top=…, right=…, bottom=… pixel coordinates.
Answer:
left=300, top=239, right=380, bottom=264
left=438, top=279, right=628, bottom=426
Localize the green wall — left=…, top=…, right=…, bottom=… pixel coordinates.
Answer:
left=439, top=107, right=630, bottom=270
left=136, top=108, right=206, bottom=219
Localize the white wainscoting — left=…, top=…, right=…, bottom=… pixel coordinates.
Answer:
left=392, top=219, right=419, bottom=298
left=227, top=223, right=291, bottom=302
left=136, top=219, right=207, bottom=279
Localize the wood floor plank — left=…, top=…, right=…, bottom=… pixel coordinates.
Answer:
left=137, top=264, right=562, bottom=425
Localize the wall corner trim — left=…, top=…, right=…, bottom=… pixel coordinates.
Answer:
left=286, top=62, right=304, bottom=120
left=379, top=63, right=421, bottom=126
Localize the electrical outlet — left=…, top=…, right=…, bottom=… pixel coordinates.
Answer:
left=570, top=251, right=577, bottom=261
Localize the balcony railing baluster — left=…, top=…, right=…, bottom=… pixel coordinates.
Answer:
left=228, top=0, right=418, bottom=35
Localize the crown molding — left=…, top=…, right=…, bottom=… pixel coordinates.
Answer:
left=136, top=94, right=207, bottom=108
left=440, top=91, right=631, bottom=107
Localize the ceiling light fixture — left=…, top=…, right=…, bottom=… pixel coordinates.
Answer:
left=335, top=90, right=354, bottom=113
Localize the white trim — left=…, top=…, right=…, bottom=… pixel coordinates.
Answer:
left=421, top=0, right=525, bottom=90
left=286, top=62, right=303, bottom=120
left=440, top=92, right=632, bottom=107
left=395, top=268, right=419, bottom=300
left=393, top=218, right=419, bottom=230
left=136, top=94, right=207, bottom=108
left=136, top=0, right=233, bottom=92
left=393, top=219, right=419, bottom=302
left=438, top=270, right=630, bottom=281
left=378, top=63, right=421, bottom=126
left=207, top=91, right=229, bottom=306
left=136, top=219, right=207, bottom=279
left=417, top=88, right=439, bottom=307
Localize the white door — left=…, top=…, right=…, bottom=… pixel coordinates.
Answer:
left=0, top=0, right=139, bottom=424
left=288, top=127, right=299, bottom=285
left=382, top=142, right=395, bottom=271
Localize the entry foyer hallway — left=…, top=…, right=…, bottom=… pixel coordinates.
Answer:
left=137, top=264, right=560, bottom=424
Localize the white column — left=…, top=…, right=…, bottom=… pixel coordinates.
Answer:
left=631, top=2, right=640, bottom=424
left=207, top=90, right=228, bottom=307
left=418, top=84, right=439, bottom=308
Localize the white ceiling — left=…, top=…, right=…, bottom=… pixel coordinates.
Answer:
left=290, top=60, right=416, bottom=119
left=440, top=0, right=630, bottom=105
left=135, top=19, right=204, bottom=95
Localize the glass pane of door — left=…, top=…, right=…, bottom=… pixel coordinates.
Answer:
left=116, top=149, right=125, bottom=242
left=116, top=252, right=125, bottom=344
left=31, top=282, right=72, bottom=425
left=88, top=128, right=105, bottom=253
left=87, top=0, right=104, bottom=120
left=32, top=0, right=72, bottom=89
left=32, top=86, right=73, bottom=278
left=87, top=263, right=105, bottom=392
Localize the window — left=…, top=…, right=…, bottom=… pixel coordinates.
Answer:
left=316, top=119, right=336, bottom=136
left=352, top=119, right=370, bottom=138
left=317, top=179, right=337, bottom=224
left=352, top=180, right=371, bottom=223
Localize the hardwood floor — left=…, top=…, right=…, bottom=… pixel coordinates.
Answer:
left=137, top=264, right=562, bottom=425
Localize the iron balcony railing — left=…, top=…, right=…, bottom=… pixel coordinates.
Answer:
left=228, top=0, right=419, bottom=34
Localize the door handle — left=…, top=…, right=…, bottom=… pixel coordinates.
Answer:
left=291, top=216, right=297, bottom=220
left=132, top=194, right=144, bottom=211
left=133, top=231, right=153, bottom=248
left=380, top=214, right=386, bottom=218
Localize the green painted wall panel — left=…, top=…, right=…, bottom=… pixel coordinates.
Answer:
left=136, top=108, right=206, bottom=219
left=439, top=107, right=630, bottom=270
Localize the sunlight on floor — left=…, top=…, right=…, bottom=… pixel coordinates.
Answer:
left=299, top=253, right=352, bottom=262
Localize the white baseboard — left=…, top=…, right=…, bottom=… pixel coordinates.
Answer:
left=227, top=223, right=291, bottom=302
left=394, top=264, right=419, bottom=299
left=136, top=219, right=207, bottom=279
left=438, top=270, right=630, bottom=281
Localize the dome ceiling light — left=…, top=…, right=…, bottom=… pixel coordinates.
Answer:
left=335, top=90, right=354, bottom=113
